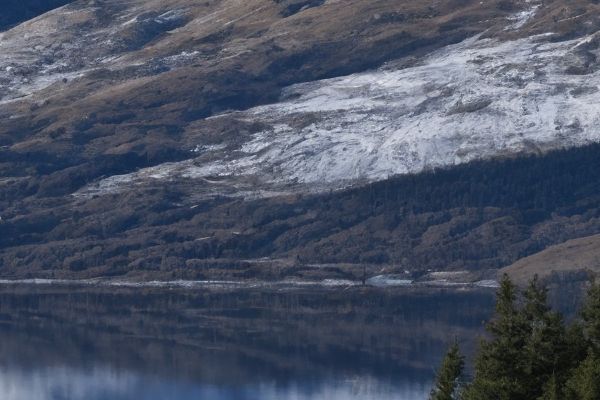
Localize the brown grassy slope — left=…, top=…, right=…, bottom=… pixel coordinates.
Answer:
left=2, top=143, right=600, bottom=280
left=501, top=234, right=600, bottom=284
left=2, top=0, right=600, bottom=279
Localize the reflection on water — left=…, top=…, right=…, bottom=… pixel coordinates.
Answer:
left=0, top=286, right=495, bottom=400
left=0, top=366, right=430, bottom=400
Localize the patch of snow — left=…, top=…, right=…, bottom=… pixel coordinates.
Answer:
left=80, top=32, right=600, bottom=197
left=192, top=143, right=227, bottom=153
left=475, top=279, right=500, bottom=288
left=155, top=9, right=188, bottom=24
left=320, top=279, right=358, bottom=287
left=426, top=271, right=470, bottom=279
left=420, top=280, right=468, bottom=287
left=0, top=4, right=197, bottom=105
left=367, top=275, right=413, bottom=287
left=506, top=4, right=540, bottom=30
left=75, top=172, right=138, bottom=198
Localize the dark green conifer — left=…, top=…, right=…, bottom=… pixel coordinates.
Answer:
left=436, top=277, right=600, bottom=400
left=463, top=274, right=528, bottom=400
left=581, top=281, right=600, bottom=353
left=538, top=373, right=560, bottom=400
left=563, top=281, right=600, bottom=400
left=430, top=341, right=465, bottom=400
left=521, top=276, right=569, bottom=399
left=564, top=322, right=589, bottom=366
left=563, top=352, right=600, bottom=400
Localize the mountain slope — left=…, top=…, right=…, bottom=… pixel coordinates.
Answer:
left=2, top=0, right=600, bottom=199
left=77, top=30, right=600, bottom=197
left=2, top=143, right=600, bottom=280
left=0, top=0, right=517, bottom=199
left=1, top=0, right=600, bottom=280
left=502, top=234, right=600, bottom=284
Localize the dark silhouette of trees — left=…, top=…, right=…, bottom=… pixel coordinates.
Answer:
left=437, top=276, right=600, bottom=400
left=430, top=340, right=465, bottom=400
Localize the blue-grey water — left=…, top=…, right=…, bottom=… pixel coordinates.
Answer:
left=0, top=286, right=496, bottom=400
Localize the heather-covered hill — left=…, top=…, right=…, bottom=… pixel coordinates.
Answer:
left=1, top=0, right=600, bottom=281
left=2, top=144, right=600, bottom=282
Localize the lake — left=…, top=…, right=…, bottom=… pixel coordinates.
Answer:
left=0, top=285, right=497, bottom=400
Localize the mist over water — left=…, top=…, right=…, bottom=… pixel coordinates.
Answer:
left=0, top=366, right=430, bottom=400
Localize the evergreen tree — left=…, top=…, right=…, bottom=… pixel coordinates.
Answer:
left=563, top=281, right=600, bottom=400
left=562, top=322, right=590, bottom=382
left=580, top=281, right=600, bottom=353
left=521, top=276, right=569, bottom=399
left=538, top=373, right=560, bottom=400
left=563, top=352, right=600, bottom=400
left=434, top=276, right=600, bottom=400
left=463, top=274, right=529, bottom=400
left=430, top=341, right=465, bottom=400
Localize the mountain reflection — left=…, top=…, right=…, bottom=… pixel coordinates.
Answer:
left=0, top=366, right=432, bottom=400
left=0, top=286, right=495, bottom=400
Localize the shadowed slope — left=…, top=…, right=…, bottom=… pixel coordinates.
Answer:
left=2, top=0, right=600, bottom=279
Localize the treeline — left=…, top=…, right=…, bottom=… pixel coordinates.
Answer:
left=430, top=276, right=600, bottom=400
left=342, top=142, right=600, bottom=217
left=4, top=142, right=600, bottom=277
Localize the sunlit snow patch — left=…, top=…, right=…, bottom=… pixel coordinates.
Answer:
left=505, top=4, right=540, bottom=30
left=474, top=280, right=500, bottom=288
left=366, top=275, right=413, bottom=287
left=78, top=32, right=600, bottom=197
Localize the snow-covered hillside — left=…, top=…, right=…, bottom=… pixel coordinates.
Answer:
left=79, top=30, right=600, bottom=197
left=4, top=0, right=600, bottom=279
left=0, top=3, right=192, bottom=104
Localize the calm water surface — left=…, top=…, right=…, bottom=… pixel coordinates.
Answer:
left=0, top=286, right=496, bottom=400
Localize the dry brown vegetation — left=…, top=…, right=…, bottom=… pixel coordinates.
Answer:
left=2, top=0, right=600, bottom=279
left=2, top=143, right=600, bottom=281
left=502, top=234, right=600, bottom=285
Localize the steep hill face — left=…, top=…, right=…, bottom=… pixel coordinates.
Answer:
left=0, top=0, right=521, bottom=196
left=1, top=0, right=600, bottom=280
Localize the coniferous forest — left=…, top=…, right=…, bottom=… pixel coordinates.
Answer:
left=430, top=276, right=600, bottom=400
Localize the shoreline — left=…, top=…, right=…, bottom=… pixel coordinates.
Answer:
left=0, top=277, right=500, bottom=291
